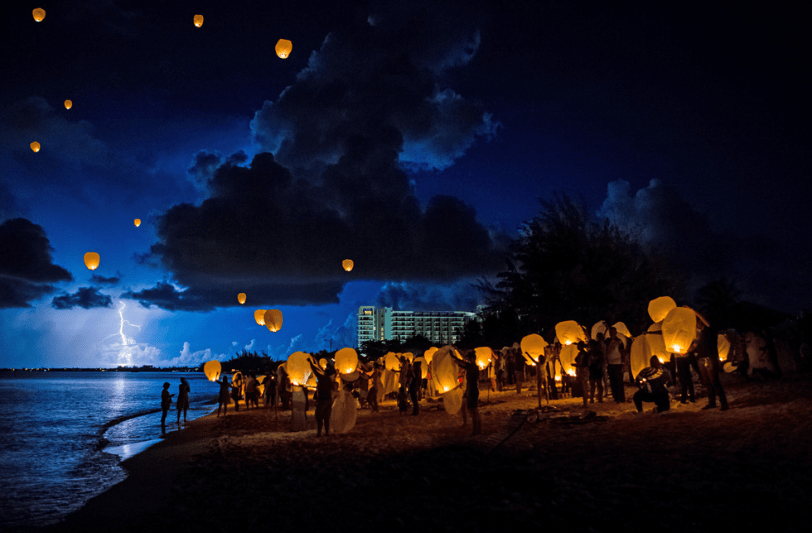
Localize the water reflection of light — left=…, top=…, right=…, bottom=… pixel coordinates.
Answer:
left=111, top=374, right=126, bottom=413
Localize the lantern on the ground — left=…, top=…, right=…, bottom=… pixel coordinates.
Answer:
left=30, top=142, right=40, bottom=152
left=474, top=347, right=494, bottom=369
left=520, top=334, right=547, bottom=364
left=83, top=252, right=100, bottom=270
left=662, top=307, right=697, bottom=355
left=648, top=296, right=677, bottom=323
left=134, top=218, right=141, bottom=227
left=335, top=347, right=359, bottom=374
left=193, top=15, right=204, bottom=27
left=555, top=320, right=586, bottom=346
left=64, top=100, right=72, bottom=110
left=33, top=8, right=45, bottom=22
left=286, top=351, right=311, bottom=386
left=264, top=309, right=283, bottom=332
left=254, top=309, right=267, bottom=326
left=342, top=259, right=354, bottom=272
left=275, top=39, right=292, bottom=58
left=237, top=293, right=246, bottom=304
left=203, top=360, right=221, bottom=382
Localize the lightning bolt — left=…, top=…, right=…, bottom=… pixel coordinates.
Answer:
left=102, top=301, right=142, bottom=366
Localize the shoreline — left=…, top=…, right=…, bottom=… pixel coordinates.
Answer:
left=42, top=375, right=812, bottom=533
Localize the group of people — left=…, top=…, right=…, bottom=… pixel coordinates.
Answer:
left=160, top=377, right=190, bottom=435
left=216, top=371, right=278, bottom=416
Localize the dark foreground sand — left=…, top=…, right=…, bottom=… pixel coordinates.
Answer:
left=43, top=374, right=812, bottom=533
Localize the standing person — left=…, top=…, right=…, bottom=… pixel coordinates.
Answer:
left=574, top=341, right=590, bottom=407
left=588, top=339, right=605, bottom=403
left=633, top=356, right=672, bottom=413
left=176, top=377, right=190, bottom=425
left=263, top=374, right=276, bottom=408
left=160, top=382, right=174, bottom=435
left=230, top=372, right=243, bottom=412
left=309, top=358, right=335, bottom=436
left=364, top=361, right=381, bottom=412
left=409, top=359, right=422, bottom=415
left=674, top=350, right=700, bottom=404
left=450, top=349, right=482, bottom=436
left=244, top=373, right=258, bottom=410
left=695, top=318, right=729, bottom=411
left=290, top=385, right=308, bottom=432
left=605, top=327, right=626, bottom=403
left=217, top=376, right=230, bottom=416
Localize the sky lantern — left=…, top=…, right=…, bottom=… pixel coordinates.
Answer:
left=193, top=15, right=204, bottom=28
left=275, top=39, right=292, bottom=58
left=254, top=309, right=267, bottom=326
left=264, top=309, right=283, bottom=332
left=30, top=142, right=40, bottom=152
left=384, top=352, right=400, bottom=371
left=134, top=218, right=141, bottom=227
left=718, top=334, right=731, bottom=361
left=423, top=346, right=438, bottom=365
left=630, top=334, right=652, bottom=380
left=64, top=100, right=72, bottom=110
left=319, top=358, right=328, bottom=370
left=342, top=259, right=354, bottom=272
left=520, top=334, right=547, bottom=364
left=612, top=322, right=632, bottom=339
left=402, top=352, right=414, bottom=363
left=237, top=293, right=246, bottom=304
left=559, top=344, right=579, bottom=377
left=203, top=360, right=221, bottom=382
left=286, top=351, right=311, bottom=386
left=662, top=307, right=697, bottom=355
left=83, top=252, right=100, bottom=270
left=555, top=320, right=586, bottom=346
left=33, top=8, right=45, bottom=22
left=430, top=346, right=461, bottom=393
left=413, top=356, right=428, bottom=379
left=474, top=347, right=494, bottom=369
left=335, top=347, right=359, bottom=374
left=591, top=320, right=607, bottom=339
left=648, top=296, right=677, bottom=323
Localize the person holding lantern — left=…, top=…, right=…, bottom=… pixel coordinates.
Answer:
left=309, top=357, right=336, bottom=436
left=450, top=349, right=482, bottom=436
left=633, top=356, right=672, bottom=413
left=693, top=319, right=729, bottom=411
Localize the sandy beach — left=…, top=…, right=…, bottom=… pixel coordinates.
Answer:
left=41, top=373, right=812, bottom=533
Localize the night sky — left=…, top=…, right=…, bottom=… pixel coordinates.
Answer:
left=2, top=1, right=810, bottom=368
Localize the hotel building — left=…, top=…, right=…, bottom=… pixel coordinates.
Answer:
left=357, top=306, right=476, bottom=347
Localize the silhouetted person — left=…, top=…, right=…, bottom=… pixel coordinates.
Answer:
left=363, top=362, right=381, bottom=412
left=574, top=341, right=590, bottom=407
left=309, top=358, right=335, bottom=436
left=606, top=327, right=626, bottom=403
left=451, top=349, right=481, bottom=435
left=587, top=339, right=604, bottom=403
left=217, top=376, right=230, bottom=416
left=674, top=351, right=699, bottom=404
left=160, top=382, right=174, bottom=435
left=695, top=319, right=729, bottom=411
left=244, top=373, right=259, bottom=410
left=409, top=360, right=422, bottom=415
left=177, top=377, right=190, bottom=425
left=634, top=356, right=671, bottom=413
left=263, top=374, right=276, bottom=407
left=231, top=372, right=243, bottom=412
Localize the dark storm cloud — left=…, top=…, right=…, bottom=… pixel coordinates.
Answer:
left=91, top=273, right=121, bottom=285
left=138, top=149, right=505, bottom=309
left=598, top=180, right=810, bottom=311
left=0, top=218, right=72, bottom=308
left=375, top=281, right=482, bottom=312
left=250, top=0, right=497, bottom=174
left=51, top=287, right=113, bottom=310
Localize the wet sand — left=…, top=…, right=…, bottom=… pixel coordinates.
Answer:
left=43, top=374, right=812, bottom=533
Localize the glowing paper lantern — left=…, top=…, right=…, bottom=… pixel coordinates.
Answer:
left=193, top=15, right=204, bottom=28
left=64, top=100, right=72, bottom=110
left=648, top=296, right=677, bottom=323
left=559, top=344, right=579, bottom=375
left=430, top=346, right=461, bottom=394
left=630, top=334, right=652, bottom=380
left=275, top=39, right=292, bottom=58
left=286, top=351, right=312, bottom=386
left=237, top=293, right=246, bottom=304
left=134, top=218, right=141, bottom=227
left=342, top=259, right=354, bottom=272
left=335, top=347, right=359, bottom=374
left=423, top=347, right=438, bottom=365
left=33, top=8, right=45, bottom=22
left=662, top=307, right=697, bottom=355
left=401, top=352, right=414, bottom=363
left=555, top=320, right=586, bottom=346
left=83, top=252, right=100, bottom=270
left=319, top=358, right=328, bottom=370
left=203, top=360, right=221, bottom=382
left=384, top=352, right=400, bottom=371
left=254, top=309, right=267, bottom=326
left=264, top=309, right=283, bottom=332
left=520, top=334, right=547, bottom=364
left=718, top=334, right=731, bottom=362
left=474, top=347, right=494, bottom=369
left=612, top=322, right=632, bottom=339
left=30, top=142, right=40, bottom=152
left=591, top=320, right=607, bottom=340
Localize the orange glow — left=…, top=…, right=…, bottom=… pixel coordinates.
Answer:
left=30, top=142, right=40, bottom=152
left=134, top=218, right=141, bottom=227
left=83, top=252, right=100, bottom=271
left=64, top=100, right=73, bottom=110
left=342, top=259, right=354, bottom=272
left=237, top=293, right=247, bottom=304
left=564, top=340, right=572, bottom=346
left=671, top=345, right=682, bottom=353
left=193, top=15, right=204, bottom=28
left=275, top=39, right=293, bottom=58
left=33, top=8, right=45, bottom=22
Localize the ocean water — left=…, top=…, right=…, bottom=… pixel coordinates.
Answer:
left=0, top=371, right=221, bottom=529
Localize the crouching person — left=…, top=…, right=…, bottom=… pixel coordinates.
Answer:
left=634, top=356, right=671, bottom=413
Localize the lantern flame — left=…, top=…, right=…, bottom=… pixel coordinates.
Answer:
left=658, top=357, right=665, bottom=364
left=566, top=369, right=576, bottom=377
left=565, top=340, right=572, bottom=346
left=672, top=345, right=681, bottom=353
